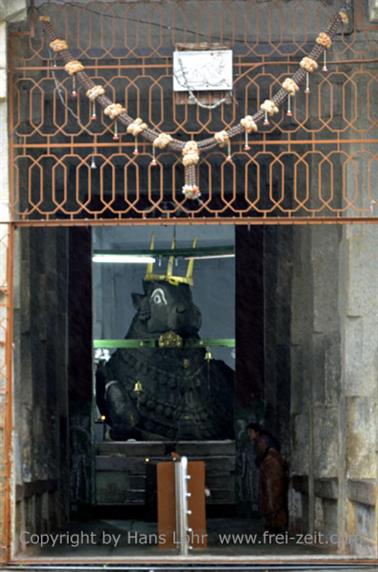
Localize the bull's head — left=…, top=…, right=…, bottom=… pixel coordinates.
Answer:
left=127, top=236, right=202, bottom=338
left=131, top=280, right=202, bottom=337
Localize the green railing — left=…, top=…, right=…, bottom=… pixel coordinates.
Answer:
left=93, top=338, right=235, bottom=349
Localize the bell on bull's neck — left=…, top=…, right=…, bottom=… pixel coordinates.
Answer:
left=133, top=380, right=143, bottom=393
left=145, top=234, right=197, bottom=286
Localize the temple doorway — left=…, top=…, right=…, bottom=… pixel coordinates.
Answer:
left=11, top=223, right=377, bottom=563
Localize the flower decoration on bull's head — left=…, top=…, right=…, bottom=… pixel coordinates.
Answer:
left=144, top=234, right=197, bottom=287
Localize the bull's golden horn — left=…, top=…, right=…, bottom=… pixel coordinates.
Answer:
left=144, top=234, right=196, bottom=286
left=145, top=233, right=155, bottom=280
left=166, top=236, right=176, bottom=281
left=186, top=237, right=197, bottom=285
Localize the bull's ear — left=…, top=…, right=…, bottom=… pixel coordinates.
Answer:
left=132, top=293, right=144, bottom=309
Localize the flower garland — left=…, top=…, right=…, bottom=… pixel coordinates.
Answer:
left=40, top=4, right=350, bottom=199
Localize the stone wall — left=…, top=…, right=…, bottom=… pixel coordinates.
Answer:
left=261, top=222, right=377, bottom=557
left=235, top=227, right=264, bottom=514
left=10, top=226, right=93, bottom=553
left=67, top=228, right=93, bottom=513
left=263, top=226, right=293, bottom=458
left=287, top=225, right=377, bottom=556
left=289, top=225, right=342, bottom=537
left=338, top=225, right=377, bottom=556
left=12, top=227, right=71, bottom=555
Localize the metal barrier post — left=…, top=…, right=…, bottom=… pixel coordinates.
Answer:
left=174, top=456, right=192, bottom=556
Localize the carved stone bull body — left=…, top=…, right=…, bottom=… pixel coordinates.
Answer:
left=96, top=279, right=234, bottom=440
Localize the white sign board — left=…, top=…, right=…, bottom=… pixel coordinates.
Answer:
left=173, top=50, right=233, bottom=92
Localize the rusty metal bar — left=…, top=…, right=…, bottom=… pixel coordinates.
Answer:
left=12, top=139, right=378, bottom=148
left=12, top=218, right=378, bottom=227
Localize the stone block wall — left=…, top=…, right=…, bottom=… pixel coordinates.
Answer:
left=291, top=225, right=342, bottom=530
left=263, top=226, right=293, bottom=458
left=287, top=225, right=377, bottom=556
left=242, top=226, right=377, bottom=558
left=339, top=225, right=378, bottom=556
left=12, top=227, right=70, bottom=555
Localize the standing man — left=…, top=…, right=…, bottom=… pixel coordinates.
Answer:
left=247, top=423, right=288, bottom=532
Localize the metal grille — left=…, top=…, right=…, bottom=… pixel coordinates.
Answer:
left=9, top=1, right=378, bottom=224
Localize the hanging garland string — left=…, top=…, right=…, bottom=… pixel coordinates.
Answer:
left=39, top=4, right=349, bottom=198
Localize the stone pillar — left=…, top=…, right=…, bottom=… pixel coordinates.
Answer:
left=263, top=226, right=293, bottom=456
left=289, top=225, right=342, bottom=537
left=338, top=224, right=378, bottom=556
left=289, top=223, right=377, bottom=556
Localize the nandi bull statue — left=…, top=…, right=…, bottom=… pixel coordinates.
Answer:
left=96, top=238, right=234, bottom=441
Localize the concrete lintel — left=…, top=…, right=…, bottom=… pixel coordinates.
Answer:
left=15, top=479, right=58, bottom=502
left=347, top=478, right=377, bottom=507
left=314, top=477, right=338, bottom=500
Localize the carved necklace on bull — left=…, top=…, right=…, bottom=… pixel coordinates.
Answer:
left=40, top=3, right=350, bottom=200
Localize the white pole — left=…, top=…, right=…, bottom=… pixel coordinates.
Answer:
left=174, top=456, right=192, bottom=555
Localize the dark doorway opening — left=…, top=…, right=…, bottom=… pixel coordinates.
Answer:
left=12, top=224, right=356, bottom=561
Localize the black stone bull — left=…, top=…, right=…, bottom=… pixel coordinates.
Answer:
left=96, top=279, right=234, bottom=440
